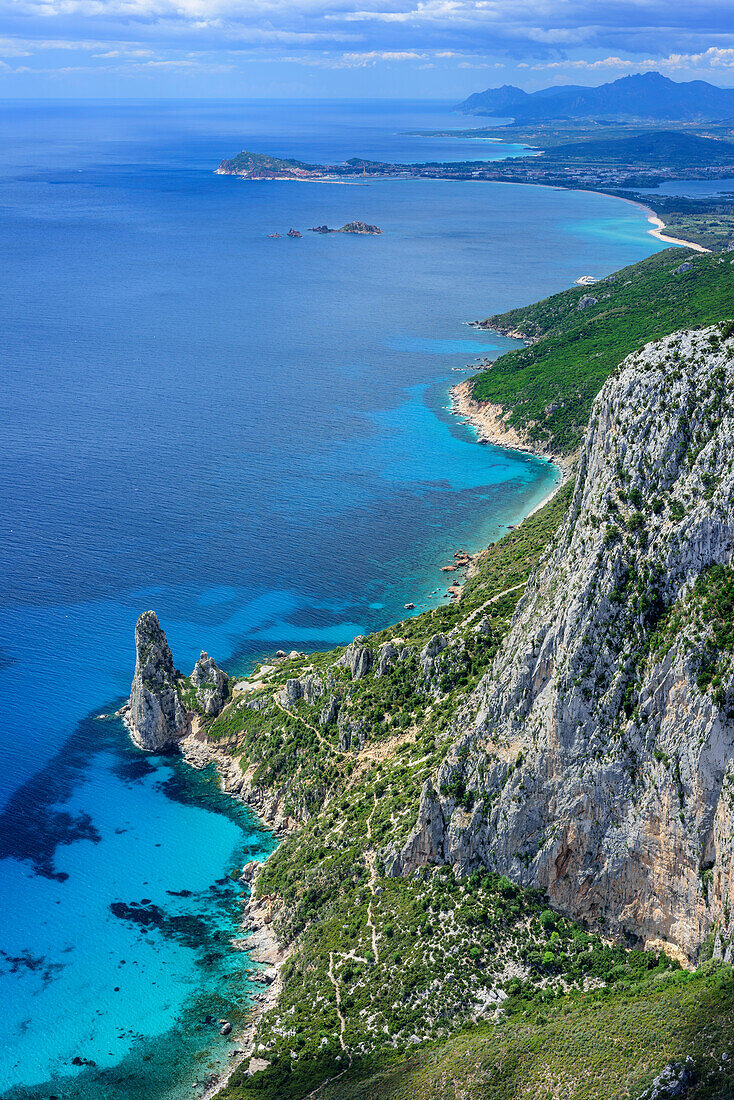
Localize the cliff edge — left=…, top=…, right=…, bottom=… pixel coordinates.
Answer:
left=395, top=322, right=734, bottom=962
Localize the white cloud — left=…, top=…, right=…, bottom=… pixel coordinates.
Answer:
left=531, top=47, right=734, bottom=73
left=1, top=0, right=734, bottom=85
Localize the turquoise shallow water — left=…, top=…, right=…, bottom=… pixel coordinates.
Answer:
left=0, top=99, right=671, bottom=1098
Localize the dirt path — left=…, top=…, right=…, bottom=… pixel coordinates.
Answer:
left=454, top=581, right=527, bottom=634
left=273, top=695, right=346, bottom=755
left=328, top=952, right=349, bottom=1053
left=365, top=791, right=380, bottom=963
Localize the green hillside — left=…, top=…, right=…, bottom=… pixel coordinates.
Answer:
left=472, top=248, right=734, bottom=454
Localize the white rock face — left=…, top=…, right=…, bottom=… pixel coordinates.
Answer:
left=337, top=637, right=373, bottom=680
left=396, top=325, right=734, bottom=962
left=127, top=610, right=188, bottom=751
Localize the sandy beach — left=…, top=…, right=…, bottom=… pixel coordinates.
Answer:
left=643, top=211, right=710, bottom=252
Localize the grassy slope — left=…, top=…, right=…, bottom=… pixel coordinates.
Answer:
left=320, top=963, right=734, bottom=1100
left=213, top=483, right=733, bottom=1100
left=472, top=249, right=734, bottom=454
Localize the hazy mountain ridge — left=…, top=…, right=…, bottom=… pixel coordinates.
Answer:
left=458, top=72, right=734, bottom=122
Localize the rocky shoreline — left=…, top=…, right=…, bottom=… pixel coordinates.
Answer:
left=450, top=379, right=573, bottom=487
left=180, top=732, right=292, bottom=1100
left=467, top=320, right=540, bottom=343
left=115, top=350, right=578, bottom=1100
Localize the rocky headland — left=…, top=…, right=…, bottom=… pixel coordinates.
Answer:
left=121, top=612, right=229, bottom=751
left=119, top=249, right=734, bottom=1098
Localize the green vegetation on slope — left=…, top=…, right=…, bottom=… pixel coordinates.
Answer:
left=217, top=151, right=319, bottom=177
left=651, top=563, right=734, bottom=705
left=546, top=130, right=734, bottom=167
left=209, top=264, right=734, bottom=1100
left=208, top=480, right=731, bottom=1100
left=224, top=959, right=734, bottom=1099
left=472, top=249, right=734, bottom=454
left=314, top=962, right=734, bottom=1100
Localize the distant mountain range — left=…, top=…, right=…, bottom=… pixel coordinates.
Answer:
left=457, top=72, right=734, bottom=122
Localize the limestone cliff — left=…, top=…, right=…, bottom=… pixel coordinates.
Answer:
left=127, top=610, right=188, bottom=751
left=393, top=323, right=734, bottom=963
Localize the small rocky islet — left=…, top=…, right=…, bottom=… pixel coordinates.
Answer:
left=270, top=221, right=381, bottom=239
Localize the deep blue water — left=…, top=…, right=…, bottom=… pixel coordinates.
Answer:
left=0, top=99, right=670, bottom=1098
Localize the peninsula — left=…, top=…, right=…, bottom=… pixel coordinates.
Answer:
left=215, top=142, right=734, bottom=250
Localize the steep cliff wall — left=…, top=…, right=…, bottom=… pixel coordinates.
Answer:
left=394, top=323, right=734, bottom=962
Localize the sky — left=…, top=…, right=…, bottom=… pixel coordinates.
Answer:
left=1, top=0, right=734, bottom=98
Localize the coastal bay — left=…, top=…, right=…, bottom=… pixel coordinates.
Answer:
left=0, top=99, right=668, bottom=1100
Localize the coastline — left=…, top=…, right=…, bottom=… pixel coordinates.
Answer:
left=580, top=189, right=711, bottom=254
left=177, top=373, right=573, bottom=1097
left=643, top=210, right=710, bottom=253
left=180, top=732, right=293, bottom=1100
left=169, top=177, right=677, bottom=1097
left=176, top=375, right=571, bottom=1096
left=450, top=378, right=572, bottom=503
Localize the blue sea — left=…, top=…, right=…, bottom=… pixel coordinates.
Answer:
left=0, top=99, right=670, bottom=1098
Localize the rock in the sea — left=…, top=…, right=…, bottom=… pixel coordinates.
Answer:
left=239, top=859, right=260, bottom=885
left=338, top=221, right=381, bottom=235
left=127, top=611, right=187, bottom=752
left=190, top=651, right=228, bottom=716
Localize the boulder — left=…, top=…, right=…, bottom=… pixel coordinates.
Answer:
left=377, top=641, right=399, bottom=676
left=319, top=695, right=340, bottom=726
left=239, top=860, right=260, bottom=885
left=420, top=633, right=449, bottom=677
left=337, top=637, right=373, bottom=680
left=277, top=679, right=304, bottom=707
